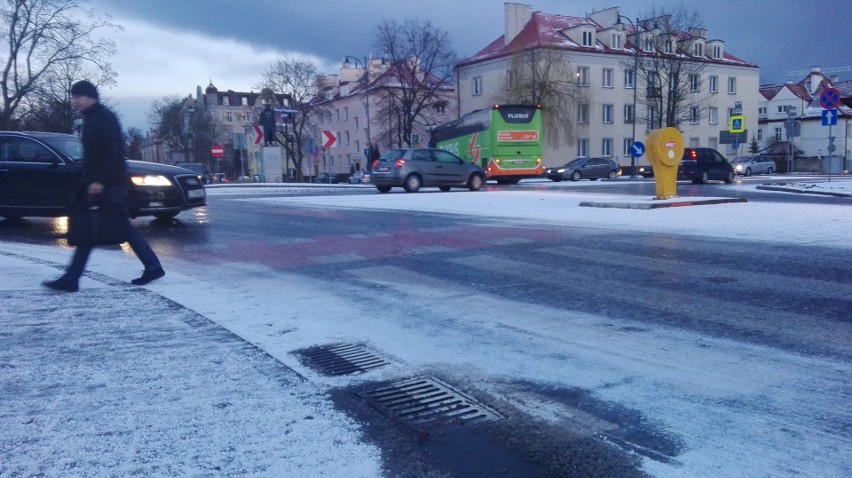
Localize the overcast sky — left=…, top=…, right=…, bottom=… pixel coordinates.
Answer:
left=90, top=0, right=852, bottom=131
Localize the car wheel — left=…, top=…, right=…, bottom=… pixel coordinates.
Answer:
left=607, top=170, right=618, bottom=180
left=744, top=167, right=752, bottom=176
left=467, top=173, right=484, bottom=191
left=439, top=186, right=451, bottom=192
left=376, top=185, right=391, bottom=193
left=725, top=171, right=734, bottom=184
left=767, top=167, right=774, bottom=174
left=403, top=174, right=421, bottom=192
left=699, top=171, right=709, bottom=184
left=570, top=171, right=581, bottom=181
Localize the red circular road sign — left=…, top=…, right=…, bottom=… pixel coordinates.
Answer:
left=211, top=144, right=224, bottom=157
left=820, top=87, right=840, bottom=109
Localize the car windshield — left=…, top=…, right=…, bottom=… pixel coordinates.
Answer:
left=40, top=135, right=84, bottom=161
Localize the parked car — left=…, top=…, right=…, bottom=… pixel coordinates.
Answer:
left=313, top=172, right=338, bottom=184
left=176, top=162, right=212, bottom=184
left=348, top=170, right=370, bottom=184
left=370, top=148, right=485, bottom=193
left=550, top=157, right=620, bottom=181
left=731, top=156, right=776, bottom=176
left=0, top=131, right=206, bottom=220
left=678, top=147, right=735, bottom=184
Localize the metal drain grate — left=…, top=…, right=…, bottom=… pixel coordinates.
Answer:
left=360, top=377, right=504, bottom=426
left=297, top=343, right=390, bottom=376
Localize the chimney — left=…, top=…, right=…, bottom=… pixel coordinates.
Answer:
left=809, top=66, right=822, bottom=94
left=505, top=2, right=532, bottom=46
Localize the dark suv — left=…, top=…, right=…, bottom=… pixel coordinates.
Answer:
left=0, top=131, right=206, bottom=219
left=678, top=147, right=735, bottom=184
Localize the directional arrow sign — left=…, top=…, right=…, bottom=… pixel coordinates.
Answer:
left=254, top=124, right=263, bottom=144
left=322, top=130, right=337, bottom=148
left=822, top=109, right=838, bottom=126
left=630, top=141, right=645, bottom=158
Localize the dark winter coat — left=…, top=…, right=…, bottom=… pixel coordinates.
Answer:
left=79, top=102, right=128, bottom=189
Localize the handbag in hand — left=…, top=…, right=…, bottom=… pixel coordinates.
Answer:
left=67, top=196, right=131, bottom=247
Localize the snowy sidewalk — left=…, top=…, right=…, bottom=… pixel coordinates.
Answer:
left=0, top=250, right=381, bottom=477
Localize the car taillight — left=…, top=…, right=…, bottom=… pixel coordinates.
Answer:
left=372, top=160, right=379, bottom=169
left=394, top=159, right=405, bottom=168
left=689, top=150, right=698, bottom=159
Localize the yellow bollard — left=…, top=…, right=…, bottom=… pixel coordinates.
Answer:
left=646, top=127, right=685, bottom=199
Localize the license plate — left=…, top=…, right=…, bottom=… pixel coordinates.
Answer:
left=376, top=167, right=390, bottom=172
left=187, top=189, right=205, bottom=199
left=512, top=160, right=526, bottom=164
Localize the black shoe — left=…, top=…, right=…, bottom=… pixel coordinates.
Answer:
left=42, top=278, right=79, bottom=293
left=131, top=267, right=165, bottom=286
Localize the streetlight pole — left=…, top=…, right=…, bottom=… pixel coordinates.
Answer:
left=616, top=15, right=639, bottom=178
left=344, top=55, right=372, bottom=169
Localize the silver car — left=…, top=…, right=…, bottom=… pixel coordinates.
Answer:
left=370, top=148, right=485, bottom=193
left=732, top=156, right=776, bottom=176
left=559, top=157, right=620, bottom=181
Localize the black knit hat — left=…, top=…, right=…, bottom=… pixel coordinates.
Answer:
left=70, top=80, right=99, bottom=100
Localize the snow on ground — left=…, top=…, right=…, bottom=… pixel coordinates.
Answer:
left=2, top=178, right=850, bottom=477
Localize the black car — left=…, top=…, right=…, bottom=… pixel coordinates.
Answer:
left=370, top=148, right=485, bottom=193
left=0, top=131, right=206, bottom=220
left=544, top=157, right=620, bottom=181
left=678, top=147, right=735, bottom=184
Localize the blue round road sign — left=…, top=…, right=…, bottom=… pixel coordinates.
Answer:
left=630, top=141, right=646, bottom=158
left=820, top=88, right=840, bottom=109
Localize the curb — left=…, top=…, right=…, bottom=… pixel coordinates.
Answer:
left=579, top=197, right=747, bottom=210
left=755, top=185, right=852, bottom=197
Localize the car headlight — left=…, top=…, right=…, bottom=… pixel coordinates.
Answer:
left=131, top=175, right=173, bottom=187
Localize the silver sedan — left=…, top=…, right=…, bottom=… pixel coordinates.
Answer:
left=732, top=156, right=776, bottom=176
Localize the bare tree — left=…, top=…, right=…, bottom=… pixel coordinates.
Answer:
left=372, top=18, right=457, bottom=148
left=258, top=57, right=322, bottom=182
left=148, top=96, right=214, bottom=165
left=125, top=127, right=144, bottom=161
left=499, top=48, right=588, bottom=147
left=0, top=0, right=119, bottom=129
left=632, top=5, right=713, bottom=129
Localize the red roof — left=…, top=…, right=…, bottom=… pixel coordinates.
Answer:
left=459, top=10, right=756, bottom=69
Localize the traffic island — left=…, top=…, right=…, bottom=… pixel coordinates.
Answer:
left=579, top=197, right=747, bottom=209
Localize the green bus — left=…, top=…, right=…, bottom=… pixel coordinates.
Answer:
left=431, top=104, right=543, bottom=184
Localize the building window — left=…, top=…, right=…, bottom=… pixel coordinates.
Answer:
left=625, top=69, right=635, bottom=89
left=693, top=42, right=703, bottom=57
left=690, top=107, right=699, bottom=124
left=577, top=103, right=589, bottom=123
left=664, top=38, right=673, bottom=54
left=759, top=106, right=767, bottom=116
left=577, top=139, right=589, bottom=157
left=689, top=74, right=700, bottom=92
left=472, top=76, right=483, bottom=96
left=713, top=45, right=722, bottom=59
left=623, top=138, right=633, bottom=156
left=601, top=138, right=613, bottom=157
left=355, top=140, right=360, bottom=152
left=241, top=97, right=248, bottom=106
left=757, top=129, right=763, bottom=141
left=774, top=127, right=782, bottom=141
left=224, top=111, right=233, bottom=122
left=612, top=33, right=622, bottom=49
left=602, top=68, right=613, bottom=88
left=345, top=131, right=350, bottom=144
left=728, top=77, right=737, bottom=94
left=709, top=75, right=718, bottom=93
left=602, top=104, right=614, bottom=124
left=577, top=66, right=589, bottom=86
left=708, top=107, right=718, bottom=124
left=643, top=35, right=654, bottom=52
left=344, top=107, right=349, bottom=120
left=709, top=137, right=718, bottom=150
left=624, top=104, right=635, bottom=123
left=689, top=137, right=700, bottom=148
left=776, top=105, right=786, bottom=114
left=354, top=116, right=359, bottom=129
left=335, top=109, right=340, bottom=121
left=582, top=30, right=594, bottom=47
left=434, top=101, right=447, bottom=114
left=648, top=106, right=659, bottom=129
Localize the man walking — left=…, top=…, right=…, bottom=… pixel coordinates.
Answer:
left=43, top=80, right=165, bottom=292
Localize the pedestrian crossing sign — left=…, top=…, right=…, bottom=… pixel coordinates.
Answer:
left=730, top=115, right=745, bottom=133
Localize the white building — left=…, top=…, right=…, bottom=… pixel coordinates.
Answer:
left=759, top=67, right=851, bottom=171
left=454, top=3, right=760, bottom=170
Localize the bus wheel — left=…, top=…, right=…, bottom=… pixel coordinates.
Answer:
left=376, top=185, right=391, bottom=193
left=403, top=174, right=422, bottom=192
left=468, top=174, right=484, bottom=191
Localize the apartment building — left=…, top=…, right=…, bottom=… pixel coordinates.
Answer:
left=455, top=3, right=760, bottom=169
